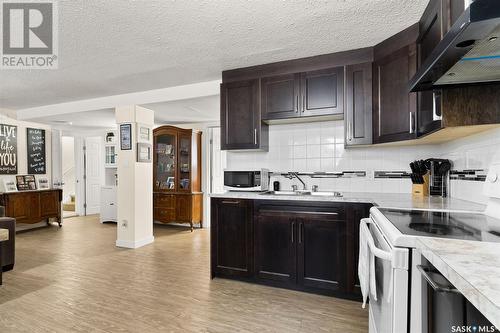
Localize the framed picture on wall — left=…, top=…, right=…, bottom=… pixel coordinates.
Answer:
left=137, top=124, right=150, bottom=143
left=120, top=124, right=132, bottom=150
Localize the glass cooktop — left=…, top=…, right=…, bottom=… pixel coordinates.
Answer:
left=377, top=208, right=500, bottom=242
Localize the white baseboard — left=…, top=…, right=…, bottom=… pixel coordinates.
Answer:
left=116, top=235, right=154, bottom=249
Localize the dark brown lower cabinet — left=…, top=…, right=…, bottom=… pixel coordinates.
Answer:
left=297, top=213, right=345, bottom=292
left=211, top=198, right=253, bottom=279
left=0, top=189, right=63, bottom=226
left=211, top=198, right=369, bottom=300
left=255, top=210, right=296, bottom=285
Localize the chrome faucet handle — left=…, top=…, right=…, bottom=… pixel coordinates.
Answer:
left=291, top=185, right=298, bottom=192
left=312, top=185, right=319, bottom=192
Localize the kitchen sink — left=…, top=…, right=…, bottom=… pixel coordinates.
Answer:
left=261, top=191, right=343, bottom=197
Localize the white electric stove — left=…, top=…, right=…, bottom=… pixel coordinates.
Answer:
left=363, top=163, right=500, bottom=333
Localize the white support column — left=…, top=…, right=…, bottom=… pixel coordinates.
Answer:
left=115, top=105, right=154, bottom=249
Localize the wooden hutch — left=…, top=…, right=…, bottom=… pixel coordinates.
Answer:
left=153, top=126, right=202, bottom=231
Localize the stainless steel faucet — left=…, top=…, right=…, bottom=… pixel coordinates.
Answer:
left=287, top=172, right=307, bottom=191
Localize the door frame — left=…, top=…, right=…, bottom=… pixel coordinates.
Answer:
left=74, top=137, right=86, bottom=216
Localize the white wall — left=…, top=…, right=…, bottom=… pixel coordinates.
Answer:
left=62, top=136, right=75, bottom=202
left=0, top=114, right=52, bottom=189
left=226, top=121, right=500, bottom=203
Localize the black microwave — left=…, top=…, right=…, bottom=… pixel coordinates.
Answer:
left=224, top=169, right=269, bottom=192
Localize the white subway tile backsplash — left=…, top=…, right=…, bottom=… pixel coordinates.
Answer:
left=321, top=144, right=335, bottom=158
left=293, top=145, right=307, bottom=159
left=307, top=145, right=321, bottom=158
left=320, top=158, right=335, bottom=172
left=225, top=122, right=500, bottom=199
left=306, top=158, right=321, bottom=172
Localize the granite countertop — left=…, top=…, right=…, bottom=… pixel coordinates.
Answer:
left=210, top=192, right=486, bottom=212
left=417, top=238, right=500, bottom=328
left=0, top=228, right=8, bottom=242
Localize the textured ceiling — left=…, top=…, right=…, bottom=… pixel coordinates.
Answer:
left=30, top=95, right=220, bottom=130
left=1, top=0, right=429, bottom=110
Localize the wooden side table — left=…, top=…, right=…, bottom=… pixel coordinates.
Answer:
left=0, top=228, right=8, bottom=285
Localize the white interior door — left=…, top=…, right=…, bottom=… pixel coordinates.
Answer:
left=85, top=137, right=103, bottom=215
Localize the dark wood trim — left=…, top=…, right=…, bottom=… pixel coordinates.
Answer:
left=223, top=47, right=373, bottom=83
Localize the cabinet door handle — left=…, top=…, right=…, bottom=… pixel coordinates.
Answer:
left=291, top=221, right=295, bottom=243
left=409, top=111, right=415, bottom=134
left=295, top=95, right=299, bottom=113
left=221, top=200, right=240, bottom=205
left=110, top=203, right=114, bottom=206
left=302, top=95, right=306, bottom=113
left=254, top=129, right=257, bottom=145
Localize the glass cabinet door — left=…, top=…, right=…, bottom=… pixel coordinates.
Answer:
left=155, top=134, right=176, bottom=191
left=105, top=145, right=116, bottom=166
left=178, top=135, right=191, bottom=191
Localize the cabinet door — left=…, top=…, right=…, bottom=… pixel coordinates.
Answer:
left=373, top=45, right=418, bottom=143
left=7, top=194, right=31, bottom=223
left=345, top=63, right=373, bottom=146
left=300, top=67, right=344, bottom=117
left=255, top=210, right=296, bottom=285
left=296, top=213, right=346, bottom=292
left=261, top=74, right=300, bottom=120
left=211, top=199, right=253, bottom=278
left=417, top=0, right=444, bottom=136
left=176, top=195, right=192, bottom=222
left=154, top=131, right=177, bottom=192
left=40, top=191, right=59, bottom=217
left=177, top=134, right=192, bottom=192
left=221, top=80, right=266, bottom=150
left=346, top=204, right=371, bottom=297
left=443, top=0, right=465, bottom=34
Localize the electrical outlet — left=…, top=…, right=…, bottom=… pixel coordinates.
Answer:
left=121, top=220, right=128, bottom=228
left=367, top=169, right=375, bottom=180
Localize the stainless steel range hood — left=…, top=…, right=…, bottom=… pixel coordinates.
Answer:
left=409, top=0, right=500, bottom=92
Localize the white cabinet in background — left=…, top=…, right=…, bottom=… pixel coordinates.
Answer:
left=104, top=144, right=117, bottom=167
left=100, top=186, right=117, bottom=223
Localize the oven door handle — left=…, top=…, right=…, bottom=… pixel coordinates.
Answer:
left=417, top=265, right=460, bottom=294
left=361, top=219, right=393, bottom=262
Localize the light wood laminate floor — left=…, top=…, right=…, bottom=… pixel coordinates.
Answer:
left=0, top=215, right=368, bottom=333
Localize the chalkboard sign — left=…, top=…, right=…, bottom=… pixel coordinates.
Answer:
left=0, top=124, right=17, bottom=174
left=27, top=128, right=46, bottom=174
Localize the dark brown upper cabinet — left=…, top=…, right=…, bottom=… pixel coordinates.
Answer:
left=416, top=0, right=466, bottom=137
left=261, top=74, right=300, bottom=120
left=442, top=0, right=466, bottom=34
left=373, top=24, right=419, bottom=144
left=261, top=67, right=344, bottom=121
left=221, top=80, right=268, bottom=151
left=300, top=67, right=344, bottom=117
left=345, top=62, right=373, bottom=146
